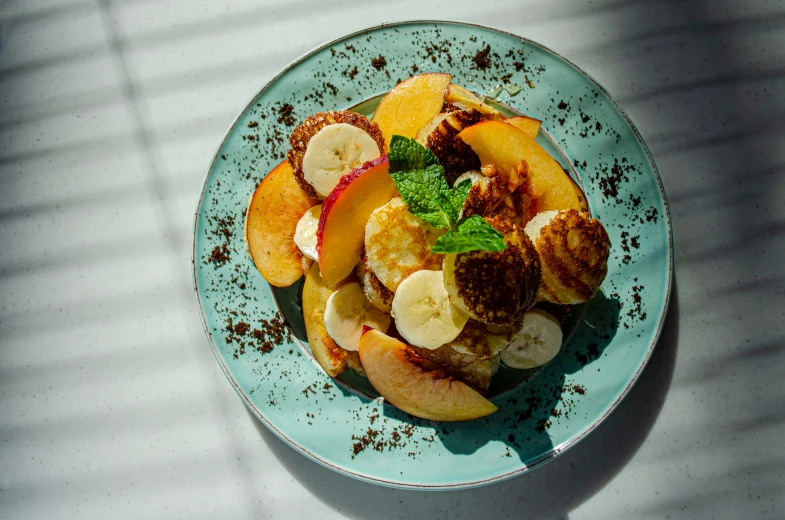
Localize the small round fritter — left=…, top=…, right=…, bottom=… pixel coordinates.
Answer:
left=443, top=221, right=541, bottom=326
left=365, top=198, right=445, bottom=292
left=524, top=209, right=610, bottom=304
left=442, top=318, right=521, bottom=360
left=287, top=111, right=384, bottom=199
left=356, top=251, right=395, bottom=313
left=416, top=109, right=484, bottom=186
left=457, top=171, right=525, bottom=226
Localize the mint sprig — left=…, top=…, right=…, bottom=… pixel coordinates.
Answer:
left=432, top=215, right=506, bottom=253
left=388, top=135, right=506, bottom=254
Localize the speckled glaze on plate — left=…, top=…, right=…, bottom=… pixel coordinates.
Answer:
left=192, top=21, right=673, bottom=490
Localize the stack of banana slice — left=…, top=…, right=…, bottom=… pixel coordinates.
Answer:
left=287, top=107, right=609, bottom=395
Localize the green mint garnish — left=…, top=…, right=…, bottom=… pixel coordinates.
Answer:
left=389, top=134, right=441, bottom=172
left=388, top=135, right=506, bottom=254
left=432, top=214, right=506, bottom=253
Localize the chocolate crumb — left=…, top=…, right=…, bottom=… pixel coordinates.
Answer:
left=472, top=44, right=492, bottom=70
left=277, top=103, right=295, bottom=126
left=208, top=245, right=230, bottom=266
left=234, top=322, right=250, bottom=335
left=371, top=55, right=387, bottom=70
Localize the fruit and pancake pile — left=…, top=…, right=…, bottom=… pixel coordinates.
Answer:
left=245, top=73, right=611, bottom=421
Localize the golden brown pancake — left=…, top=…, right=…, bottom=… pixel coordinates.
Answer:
left=525, top=209, right=610, bottom=304
left=287, top=111, right=384, bottom=199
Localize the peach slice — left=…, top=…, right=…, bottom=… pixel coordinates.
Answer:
left=444, top=83, right=505, bottom=120
left=505, top=116, right=541, bottom=139
left=246, top=160, right=319, bottom=287
left=458, top=121, right=582, bottom=214
left=371, top=73, right=452, bottom=148
left=358, top=329, right=498, bottom=421
left=317, top=155, right=398, bottom=288
left=302, top=263, right=351, bottom=377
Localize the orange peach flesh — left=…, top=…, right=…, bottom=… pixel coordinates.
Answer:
left=358, top=329, right=498, bottom=421
left=371, top=73, right=452, bottom=148
left=302, top=263, right=350, bottom=377
left=317, top=157, right=398, bottom=288
left=505, top=116, right=542, bottom=139
left=458, top=120, right=582, bottom=214
left=246, top=160, right=319, bottom=287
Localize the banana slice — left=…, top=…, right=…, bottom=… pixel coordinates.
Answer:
left=500, top=309, right=563, bottom=369
left=323, top=283, right=391, bottom=351
left=301, top=123, right=380, bottom=198
left=365, top=198, right=445, bottom=292
left=293, top=205, right=321, bottom=261
left=391, top=270, right=470, bottom=350
left=288, top=111, right=385, bottom=200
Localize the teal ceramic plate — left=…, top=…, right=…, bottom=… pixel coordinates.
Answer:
left=192, top=21, right=672, bottom=490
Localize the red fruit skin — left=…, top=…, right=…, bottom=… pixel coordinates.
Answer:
left=316, top=154, right=389, bottom=256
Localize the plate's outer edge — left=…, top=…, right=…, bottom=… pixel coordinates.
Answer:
left=191, top=20, right=674, bottom=490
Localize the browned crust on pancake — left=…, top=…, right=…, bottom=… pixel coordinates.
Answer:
left=462, top=176, right=525, bottom=225
left=450, top=224, right=541, bottom=325
left=445, top=318, right=521, bottom=359
left=424, top=109, right=484, bottom=186
left=287, top=111, right=385, bottom=199
left=356, top=250, right=395, bottom=311
left=537, top=209, right=610, bottom=303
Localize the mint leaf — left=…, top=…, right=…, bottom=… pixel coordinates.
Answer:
left=387, top=134, right=506, bottom=253
left=389, top=135, right=440, bottom=173
left=447, top=178, right=472, bottom=218
left=391, top=165, right=453, bottom=229
left=431, top=215, right=506, bottom=253
left=389, top=136, right=459, bottom=230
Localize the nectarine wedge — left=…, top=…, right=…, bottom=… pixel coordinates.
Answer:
left=458, top=121, right=582, bottom=214
left=372, top=73, right=452, bottom=148
left=505, top=116, right=542, bottom=139
left=317, top=155, right=398, bottom=288
left=246, top=160, right=319, bottom=287
left=302, top=263, right=350, bottom=377
left=358, top=329, right=498, bottom=421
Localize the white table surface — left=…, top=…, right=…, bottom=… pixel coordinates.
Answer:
left=1, top=1, right=784, bottom=518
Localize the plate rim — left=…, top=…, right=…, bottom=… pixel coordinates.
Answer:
left=191, top=19, right=674, bottom=490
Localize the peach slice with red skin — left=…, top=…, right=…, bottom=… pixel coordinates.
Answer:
left=358, top=329, right=498, bottom=421
left=371, top=73, right=452, bottom=148
left=245, top=160, right=319, bottom=287
left=505, top=115, right=542, bottom=139
left=316, top=155, right=398, bottom=288
left=458, top=120, right=582, bottom=214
